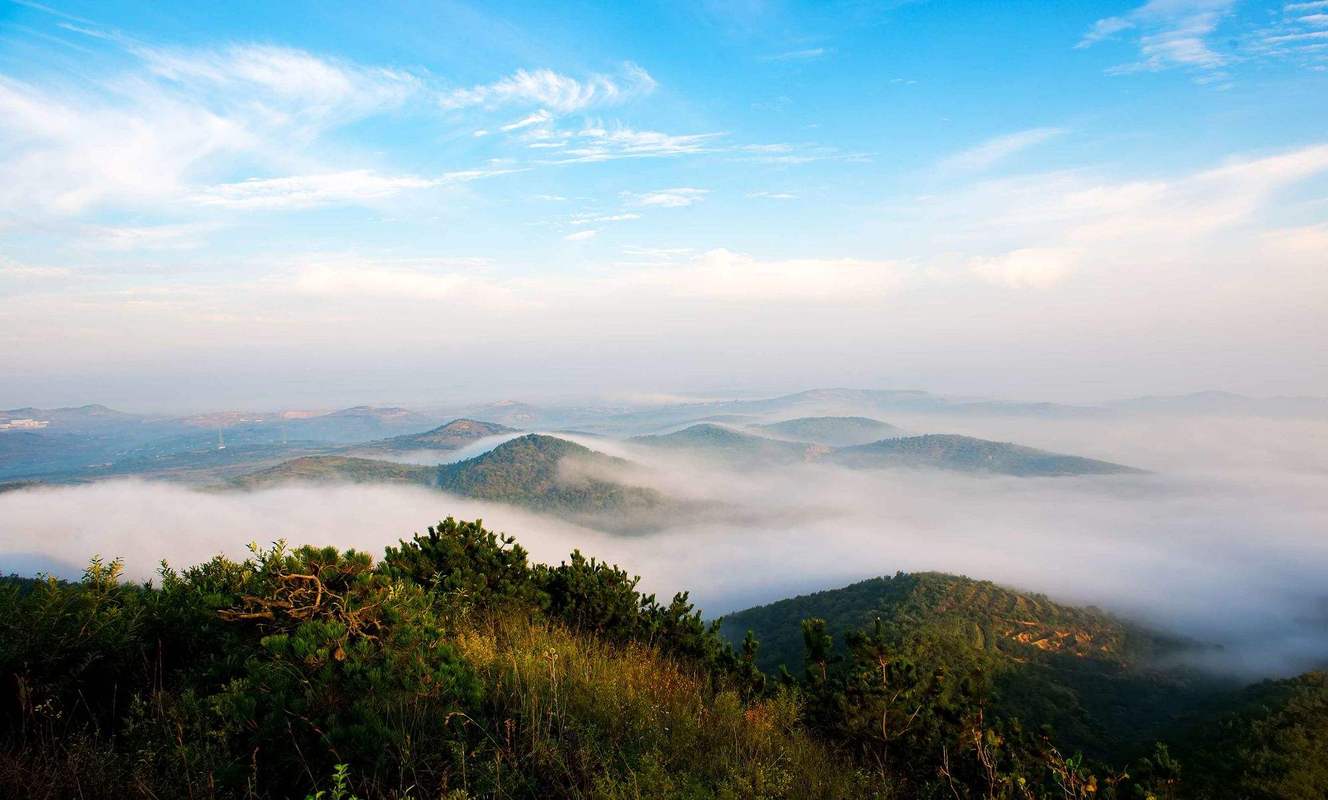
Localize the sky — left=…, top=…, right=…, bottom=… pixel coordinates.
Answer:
left=1, top=0, right=1326, bottom=411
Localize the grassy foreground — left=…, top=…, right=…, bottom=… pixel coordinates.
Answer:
left=0, top=518, right=1322, bottom=799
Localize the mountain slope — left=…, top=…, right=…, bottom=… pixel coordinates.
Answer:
left=353, top=418, right=517, bottom=453
left=720, top=572, right=1217, bottom=759
left=829, top=433, right=1139, bottom=476
left=229, top=456, right=437, bottom=489
left=436, top=434, right=671, bottom=527
left=630, top=423, right=826, bottom=466
left=753, top=416, right=903, bottom=447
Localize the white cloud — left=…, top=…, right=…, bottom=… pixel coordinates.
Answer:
left=628, top=248, right=905, bottom=301
left=939, top=127, right=1065, bottom=173
left=969, top=247, right=1078, bottom=289
left=75, top=222, right=218, bottom=251
left=564, top=229, right=598, bottom=241
left=763, top=47, right=829, bottom=62
left=440, top=62, right=656, bottom=113
left=624, top=187, right=709, bottom=208
left=500, top=109, right=554, bottom=131
left=0, top=44, right=426, bottom=221
left=551, top=125, right=724, bottom=162
left=747, top=191, right=798, bottom=200
left=1079, top=0, right=1236, bottom=73
left=0, top=256, right=72, bottom=280
left=193, top=167, right=519, bottom=210
left=134, top=43, right=420, bottom=130
left=570, top=212, right=641, bottom=225
left=193, top=170, right=437, bottom=209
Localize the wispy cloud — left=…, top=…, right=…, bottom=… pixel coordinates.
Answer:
left=551, top=125, right=725, bottom=163
left=762, top=47, right=830, bottom=62
left=570, top=212, right=641, bottom=226
left=193, top=167, right=519, bottom=210
left=747, top=191, right=798, bottom=200
left=440, top=63, right=656, bottom=113
left=564, top=229, right=598, bottom=241
left=1078, top=0, right=1236, bottom=74
left=939, top=127, right=1065, bottom=173
left=624, top=187, right=709, bottom=208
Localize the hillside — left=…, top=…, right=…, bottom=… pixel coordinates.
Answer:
left=720, top=572, right=1218, bottom=759
left=630, top=423, right=827, bottom=466
left=0, top=520, right=1317, bottom=799
left=352, top=417, right=517, bottom=453
left=829, top=433, right=1140, bottom=476
left=229, top=455, right=437, bottom=489
left=436, top=434, right=672, bottom=528
left=752, top=415, right=903, bottom=447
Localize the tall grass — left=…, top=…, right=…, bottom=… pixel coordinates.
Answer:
left=451, top=613, right=884, bottom=799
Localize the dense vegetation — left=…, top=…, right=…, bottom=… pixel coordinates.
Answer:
left=752, top=416, right=903, bottom=447
left=719, top=573, right=1228, bottom=761
left=352, top=419, right=517, bottom=455
left=435, top=435, right=673, bottom=529
left=828, top=434, right=1139, bottom=476
left=631, top=423, right=827, bottom=467
left=229, top=456, right=438, bottom=489
left=1, top=520, right=1323, bottom=799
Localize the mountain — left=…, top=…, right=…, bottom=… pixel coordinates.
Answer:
left=1177, top=671, right=1328, bottom=798
left=436, top=434, right=672, bottom=528
left=752, top=416, right=903, bottom=447
left=1108, top=391, right=1328, bottom=418
left=829, top=433, right=1140, bottom=476
left=229, top=456, right=437, bottom=490
left=630, top=424, right=826, bottom=466
left=282, top=406, right=442, bottom=443
left=351, top=418, right=516, bottom=454
left=0, top=404, right=144, bottom=432
left=720, top=572, right=1221, bottom=759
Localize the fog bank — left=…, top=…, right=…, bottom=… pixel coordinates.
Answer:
left=2, top=415, right=1326, bottom=681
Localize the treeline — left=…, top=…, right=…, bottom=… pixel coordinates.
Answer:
left=0, top=519, right=1322, bottom=799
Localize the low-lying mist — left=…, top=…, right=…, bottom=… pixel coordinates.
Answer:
left=2, top=414, right=1325, bottom=681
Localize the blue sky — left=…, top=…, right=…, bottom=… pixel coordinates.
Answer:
left=1, top=0, right=1326, bottom=410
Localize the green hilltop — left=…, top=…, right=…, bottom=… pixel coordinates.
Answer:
left=828, top=433, right=1140, bottom=475
left=349, top=418, right=517, bottom=454
left=753, top=415, right=904, bottom=447
left=228, top=455, right=437, bottom=489
left=436, top=434, right=673, bottom=527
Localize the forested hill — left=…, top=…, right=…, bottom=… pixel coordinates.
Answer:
left=228, top=455, right=437, bottom=489
left=630, top=423, right=827, bottom=466
left=752, top=415, right=904, bottom=447
left=351, top=417, right=516, bottom=453
left=827, top=434, right=1140, bottom=475
left=435, top=434, right=672, bottom=526
left=720, top=572, right=1157, bottom=673
left=0, top=521, right=1323, bottom=799
left=719, top=572, right=1221, bottom=760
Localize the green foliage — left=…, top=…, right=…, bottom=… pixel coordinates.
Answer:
left=0, top=520, right=1317, bottom=800
left=828, top=434, right=1138, bottom=475
left=381, top=517, right=546, bottom=611
left=434, top=435, right=672, bottom=529
left=1178, top=671, right=1328, bottom=800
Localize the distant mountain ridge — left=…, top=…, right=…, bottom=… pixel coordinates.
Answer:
left=752, top=415, right=903, bottom=447
left=351, top=418, right=517, bottom=454
left=229, top=456, right=437, bottom=489
left=828, top=433, right=1141, bottom=476
left=630, top=423, right=827, bottom=466
left=631, top=423, right=1137, bottom=476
